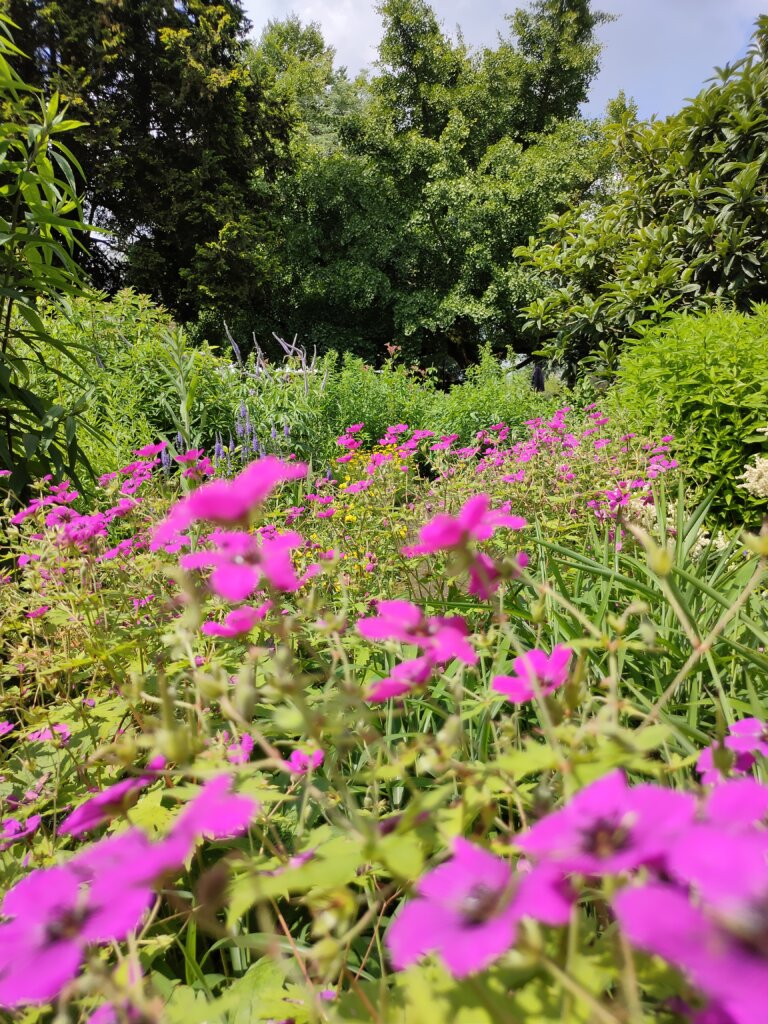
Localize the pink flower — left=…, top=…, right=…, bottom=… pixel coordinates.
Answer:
left=492, top=645, right=573, bottom=704
left=133, top=441, right=167, bottom=457
left=0, top=816, right=40, bottom=851
left=516, top=770, right=696, bottom=875
left=366, top=656, right=433, bottom=702
left=356, top=600, right=477, bottom=666
left=703, top=778, right=768, bottom=829
left=386, top=837, right=571, bottom=977
left=696, top=745, right=755, bottom=786
left=152, top=457, right=306, bottom=549
left=0, top=858, right=155, bottom=1007
left=25, top=606, right=49, bottom=619
left=28, top=723, right=71, bottom=745
left=170, top=774, right=258, bottom=844
left=430, top=434, right=458, bottom=451
left=724, top=718, right=768, bottom=758
left=226, top=734, right=255, bottom=765
left=201, top=602, right=271, bottom=637
left=0, top=722, right=14, bottom=738
left=284, top=749, right=324, bottom=775
left=405, top=494, right=526, bottom=556
left=181, top=530, right=304, bottom=600
left=614, top=882, right=768, bottom=1024
left=175, top=448, right=205, bottom=464
left=58, top=760, right=165, bottom=837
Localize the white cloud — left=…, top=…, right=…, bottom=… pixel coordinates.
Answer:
left=242, top=0, right=766, bottom=117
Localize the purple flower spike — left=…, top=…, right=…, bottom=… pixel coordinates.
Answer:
left=387, top=838, right=571, bottom=977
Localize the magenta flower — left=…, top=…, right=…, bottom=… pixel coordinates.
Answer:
left=133, top=441, right=167, bottom=457
left=466, top=551, right=503, bottom=599
left=704, top=778, right=768, bottom=829
left=0, top=816, right=40, bottom=851
left=696, top=744, right=755, bottom=785
left=356, top=600, right=477, bottom=666
left=170, top=774, right=258, bottom=845
left=516, top=770, right=696, bottom=875
left=0, top=860, right=154, bottom=1007
left=284, top=749, right=324, bottom=774
left=28, top=723, right=71, bottom=745
left=0, top=722, right=14, bottom=738
left=406, top=494, right=526, bottom=556
left=152, top=456, right=306, bottom=549
left=614, top=882, right=768, bottom=1024
left=366, top=656, right=433, bottom=703
left=430, top=434, right=458, bottom=451
left=25, top=606, right=49, bottom=619
left=201, top=602, right=271, bottom=637
left=226, top=733, right=254, bottom=765
left=58, top=760, right=164, bottom=837
left=492, top=645, right=573, bottom=704
left=181, top=530, right=303, bottom=601
left=665, top=824, right=768, bottom=924
left=724, top=718, right=768, bottom=758
left=386, top=837, right=571, bottom=977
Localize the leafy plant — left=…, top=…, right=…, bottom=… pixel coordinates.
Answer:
left=0, top=14, right=92, bottom=493
left=519, top=17, right=768, bottom=376
left=609, top=306, right=768, bottom=523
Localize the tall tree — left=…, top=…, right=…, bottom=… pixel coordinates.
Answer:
left=0, top=0, right=293, bottom=320
left=374, top=0, right=469, bottom=140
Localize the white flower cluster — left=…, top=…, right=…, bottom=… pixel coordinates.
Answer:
left=739, top=455, right=768, bottom=500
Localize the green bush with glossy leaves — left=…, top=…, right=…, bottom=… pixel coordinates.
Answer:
left=609, top=306, right=768, bottom=524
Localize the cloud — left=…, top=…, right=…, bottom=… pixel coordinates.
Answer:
left=242, top=0, right=766, bottom=117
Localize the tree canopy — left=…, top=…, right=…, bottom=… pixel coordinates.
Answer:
left=0, top=0, right=294, bottom=320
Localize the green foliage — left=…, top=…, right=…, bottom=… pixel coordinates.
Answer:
left=609, top=306, right=768, bottom=523
left=318, top=353, right=437, bottom=450
left=32, top=287, right=566, bottom=476
left=31, top=291, right=238, bottom=477
left=0, top=15, right=93, bottom=493
left=519, top=17, right=768, bottom=376
left=263, top=2, right=612, bottom=367
left=426, top=345, right=559, bottom=442
left=250, top=15, right=364, bottom=153
left=1, top=0, right=293, bottom=321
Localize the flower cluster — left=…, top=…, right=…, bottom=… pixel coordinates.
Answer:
left=0, top=775, right=256, bottom=1007
left=357, top=599, right=478, bottom=701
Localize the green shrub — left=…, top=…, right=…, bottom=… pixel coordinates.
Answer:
left=426, top=345, right=562, bottom=443
left=33, top=291, right=239, bottom=478
left=610, top=306, right=768, bottom=523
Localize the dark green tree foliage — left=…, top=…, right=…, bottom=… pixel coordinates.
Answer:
left=0, top=0, right=293, bottom=320
left=264, top=1, right=610, bottom=368
left=519, top=17, right=768, bottom=378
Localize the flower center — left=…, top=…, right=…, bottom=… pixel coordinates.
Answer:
left=582, top=817, right=631, bottom=858
left=45, top=906, right=88, bottom=943
left=459, top=883, right=501, bottom=925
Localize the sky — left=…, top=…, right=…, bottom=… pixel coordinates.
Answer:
left=242, top=0, right=766, bottom=119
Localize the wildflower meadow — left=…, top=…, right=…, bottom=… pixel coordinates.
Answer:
left=1, top=401, right=767, bottom=1024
